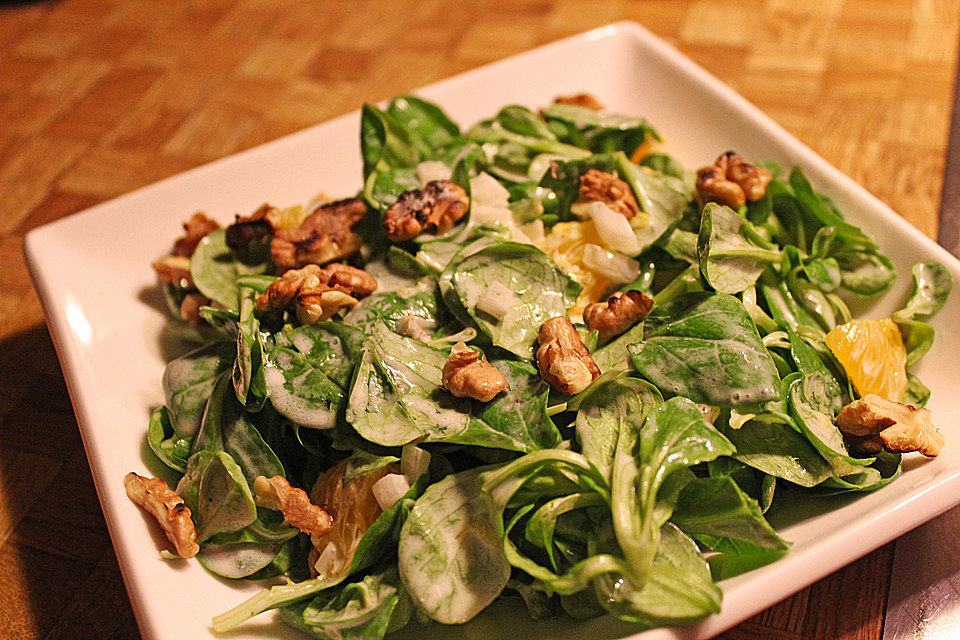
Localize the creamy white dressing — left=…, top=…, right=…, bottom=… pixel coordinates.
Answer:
left=263, top=364, right=336, bottom=429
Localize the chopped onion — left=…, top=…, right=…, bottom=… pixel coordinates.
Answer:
left=401, top=444, right=431, bottom=484
left=314, top=542, right=340, bottom=577
left=416, top=160, right=451, bottom=184
left=470, top=203, right=513, bottom=227
left=520, top=219, right=545, bottom=245
left=586, top=201, right=641, bottom=255
left=476, top=281, right=516, bottom=320
left=582, top=243, right=639, bottom=285
left=470, top=172, right=510, bottom=206
left=397, top=313, right=433, bottom=341
left=372, top=473, right=411, bottom=511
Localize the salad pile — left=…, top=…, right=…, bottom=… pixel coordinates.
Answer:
left=131, top=93, right=952, bottom=638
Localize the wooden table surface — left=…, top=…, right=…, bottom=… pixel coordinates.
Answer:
left=1, top=1, right=958, bottom=638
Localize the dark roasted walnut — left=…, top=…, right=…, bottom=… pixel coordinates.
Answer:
left=583, top=290, right=653, bottom=342
left=537, top=317, right=601, bottom=396
left=695, top=151, right=772, bottom=209
left=271, top=198, right=366, bottom=269
left=225, top=203, right=280, bottom=252
left=256, top=263, right=377, bottom=324
left=837, top=394, right=944, bottom=457
left=553, top=93, right=605, bottom=111
left=575, top=169, right=640, bottom=220
left=179, top=293, right=210, bottom=326
left=442, top=343, right=510, bottom=402
left=172, top=213, right=220, bottom=257
left=382, top=180, right=469, bottom=242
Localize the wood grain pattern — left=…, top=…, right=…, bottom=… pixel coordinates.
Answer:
left=1, top=1, right=957, bottom=639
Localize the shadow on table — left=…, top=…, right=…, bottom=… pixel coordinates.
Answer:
left=0, top=323, right=142, bottom=638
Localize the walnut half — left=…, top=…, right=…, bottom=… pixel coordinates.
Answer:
left=537, top=317, right=601, bottom=395
left=382, top=180, right=469, bottom=241
left=271, top=198, right=366, bottom=269
left=574, top=169, right=639, bottom=220
left=695, top=151, right=772, bottom=209
left=837, top=394, right=944, bottom=457
left=442, top=343, right=510, bottom=402
left=257, top=263, right=378, bottom=324
left=123, top=472, right=199, bottom=558
left=583, top=289, right=653, bottom=342
left=254, top=475, right=333, bottom=539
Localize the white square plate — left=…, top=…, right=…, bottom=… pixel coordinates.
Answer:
left=25, top=21, right=960, bottom=640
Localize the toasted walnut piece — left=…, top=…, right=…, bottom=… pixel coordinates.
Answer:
left=554, top=93, right=605, bottom=111
left=225, top=203, right=280, bottom=252
left=537, top=317, right=601, bottom=395
left=583, top=290, right=653, bottom=342
left=575, top=169, right=640, bottom=220
left=298, top=290, right=358, bottom=324
left=442, top=342, right=510, bottom=402
left=254, top=475, right=333, bottom=539
left=173, top=213, right=220, bottom=257
left=837, top=394, right=944, bottom=457
left=271, top=198, right=366, bottom=269
left=152, top=255, right=194, bottom=287
left=256, top=263, right=377, bottom=324
left=179, top=293, right=209, bottom=326
left=382, top=179, right=469, bottom=242
left=695, top=151, right=772, bottom=209
left=323, top=262, right=378, bottom=297
left=123, top=472, right=199, bottom=558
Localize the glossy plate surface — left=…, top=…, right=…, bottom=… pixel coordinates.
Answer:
left=24, top=21, right=960, bottom=640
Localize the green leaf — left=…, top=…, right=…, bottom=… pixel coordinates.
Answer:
left=593, top=523, right=722, bottom=628
left=343, top=279, right=444, bottom=337
left=574, top=377, right=662, bottom=480
left=788, top=376, right=873, bottom=477
left=147, top=405, right=191, bottom=473
left=671, top=476, right=787, bottom=550
left=895, top=261, right=952, bottom=321
left=398, top=469, right=510, bottom=624
left=181, top=450, right=258, bottom=542
left=611, top=396, right=734, bottom=582
left=190, top=228, right=271, bottom=310
left=264, top=346, right=343, bottom=429
left=834, top=248, right=896, bottom=295
left=192, top=373, right=284, bottom=485
left=719, top=417, right=832, bottom=488
left=387, top=95, right=461, bottom=148
left=903, top=373, right=931, bottom=407
left=162, top=341, right=236, bottom=438
left=629, top=292, right=781, bottom=406
left=347, top=324, right=557, bottom=451
left=448, top=241, right=580, bottom=358
left=698, top=203, right=780, bottom=294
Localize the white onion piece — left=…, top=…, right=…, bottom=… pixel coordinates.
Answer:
left=470, top=203, right=513, bottom=227
left=476, top=281, right=516, bottom=320
left=470, top=172, right=510, bottom=206
left=372, top=473, right=411, bottom=511
left=397, top=313, right=433, bottom=341
left=314, top=542, right=340, bottom=577
left=586, top=201, right=641, bottom=255
left=582, top=244, right=639, bottom=285
left=520, top=219, right=545, bottom=244
left=416, top=160, right=451, bottom=184
left=568, top=201, right=593, bottom=220
left=401, top=444, right=431, bottom=484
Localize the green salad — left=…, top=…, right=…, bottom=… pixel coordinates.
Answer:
left=132, top=93, right=952, bottom=638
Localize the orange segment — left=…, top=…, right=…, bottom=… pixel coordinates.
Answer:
left=308, top=458, right=399, bottom=577
left=825, top=318, right=907, bottom=402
